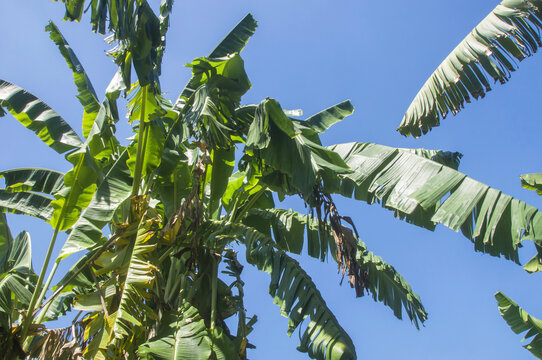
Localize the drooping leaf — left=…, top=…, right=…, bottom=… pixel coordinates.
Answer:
left=356, top=239, right=427, bottom=329
left=243, top=208, right=427, bottom=328
left=46, top=21, right=101, bottom=139
left=328, top=142, right=542, bottom=262
left=496, top=291, right=542, bottom=359
left=399, top=0, right=542, bottom=137
left=400, top=148, right=462, bottom=170
left=205, top=221, right=356, bottom=360
left=0, top=79, right=83, bottom=153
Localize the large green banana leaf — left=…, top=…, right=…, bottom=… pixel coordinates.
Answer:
left=137, top=302, right=239, bottom=360
left=328, top=142, right=542, bottom=262
left=0, top=79, right=83, bottom=153
left=495, top=291, right=542, bottom=359
left=243, top=208, right=428, bottom=329
left=0, top=168, right=64, bottom=220
left=58, top=150, right=132, bottom=260
left=398, top=0, right=542, bottom=137
left=46, top=21, right=100, bottom=139
left=231, top=222, right=356, bottom=360
left=0, top=168, right=64, bottom=194
left=176, top=13, right=257, bottom=107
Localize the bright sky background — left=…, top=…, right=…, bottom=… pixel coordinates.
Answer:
left=1, top=0, right=542, bottom=359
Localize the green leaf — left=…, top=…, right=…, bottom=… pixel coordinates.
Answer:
left=0, top=79, right=83, bottom=153
left=495, top=291, right=542, bottom=359
left=329, top=142, right=542, bottom=261
left=46, top=21, right=101, bottom=139
left=399, top=0, right=542, bottom=137
left=127, top=120, right=165, bottom=180
left=356, top=239, right=427, bottom=329
left=61, top=0, right=85, bottom=21
left=207, top=148, right=236, bottom=219
left=0, top=190, right=54, bottom=221
left=50, top=149, right=98, bottom=231
left=243, top=208, right=336, bottom=261
left=58, top=150, right=132, bottom=260
left=246, top=99, right=350, bottom=196
left=109, top=210, right=159, bottom=342
left=137, top=302, right=239, bottom=360
left=243, top=208, right=427, bottom=328
left=521, top=173, right=542, bottom=196
left=217, top=222, right=356, bottom=360
left=305, top=100, right=354, bottom=134
left=177, top=14, right=257, bottom=104
left=0, top=168, right=64, bottom=194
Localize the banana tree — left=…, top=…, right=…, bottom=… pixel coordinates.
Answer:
left=1, top=0, right=542, bottom=359
left=395, top=0, right=542, bottom=357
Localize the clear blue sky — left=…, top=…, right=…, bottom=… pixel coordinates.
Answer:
left=1, top=1, right=542, bottom=359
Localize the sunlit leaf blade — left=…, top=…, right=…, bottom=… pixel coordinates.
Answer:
left=50, top=149, right=98, bottom=231
left=328, top=142, right=542, bottom=262
left=0, top=79, right=83, bottom=153
left=46, top=21, right=100, bottom=139
left=58, top=150, right=132, bottom=260
left=137, top=303, right=239, bottom=360
left=0, top=190, right=54, bottom=221
left=521, top=173, right=542, bottom=196
left=398, top=0, right=542, bottom=137
left=177, top=14, right=257, bottom=105
left=0, top=168, right=64, bottom=194
left=208, top=148, right=235, bottom=218
left=496, top=291, right=542, bottom=359
left=305, top=100, right=354, bottom=134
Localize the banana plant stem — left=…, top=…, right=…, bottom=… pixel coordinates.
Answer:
left=20, top=227, right=60, bottom=346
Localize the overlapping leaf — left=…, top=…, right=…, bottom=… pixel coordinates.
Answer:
left=328, top=142, right=542, bottom=262
left=399, top=0, right=542, bottom=136
left=246, top=99, right=350, bottom=196
left=58, top=150, right=132, bottom=260
left=176, top=14, right=257, bottom=105
left=241, top=225, right=356, bottom=360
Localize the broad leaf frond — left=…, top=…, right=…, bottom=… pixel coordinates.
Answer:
left=398, top=0, right=542, bottom=137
